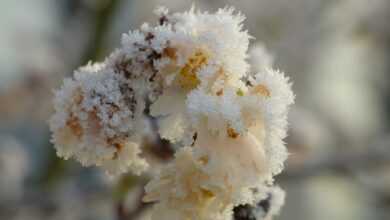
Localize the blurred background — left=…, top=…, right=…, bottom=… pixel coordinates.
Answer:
left=1, top=0, right=390, bottom=219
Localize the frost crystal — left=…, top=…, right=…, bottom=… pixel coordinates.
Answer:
left=49, top=6, right=294, bottom=219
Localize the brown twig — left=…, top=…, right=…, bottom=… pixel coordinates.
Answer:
left=280, top=141, right=390, bottom=181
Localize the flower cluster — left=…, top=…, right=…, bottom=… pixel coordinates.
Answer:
left=49, top=6, right=294, bottom=220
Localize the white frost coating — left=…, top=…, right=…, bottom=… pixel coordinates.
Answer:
left=253, top=186, right=286, bottom=220
left=248, top=69, right=295, bottom=175
left=49, top=6, right=294, bottom=219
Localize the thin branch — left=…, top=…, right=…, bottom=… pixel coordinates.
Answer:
left=280, top=141, right=390, bottom=181
left=81, top=0, right=124, bottom=64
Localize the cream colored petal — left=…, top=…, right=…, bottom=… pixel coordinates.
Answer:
left=195, top=126, right=269, bottom=184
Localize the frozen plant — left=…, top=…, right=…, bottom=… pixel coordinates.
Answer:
left=49, top=6, right=294, bottom=220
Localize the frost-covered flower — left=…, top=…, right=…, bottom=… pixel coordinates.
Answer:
left=144, top=136, right=269, bottom=220
left=49, top=6, right=294, bottom=219
left=49, top=61, right=149, bottom=176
